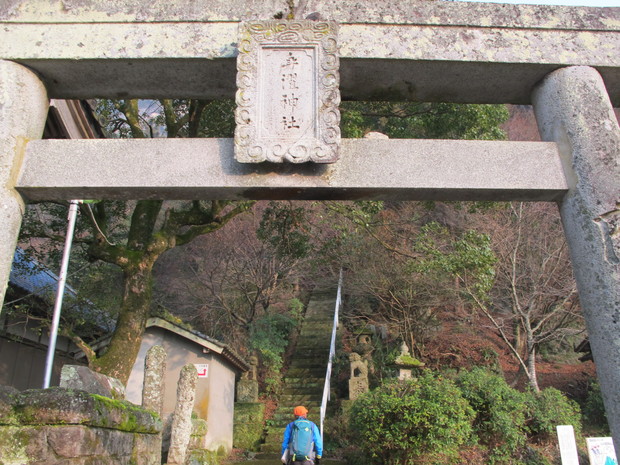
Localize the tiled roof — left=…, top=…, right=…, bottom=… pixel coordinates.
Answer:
left=146, top=317, right=249, bottom=372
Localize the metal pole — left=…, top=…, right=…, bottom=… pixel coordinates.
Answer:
left=43, top=200, right=81, bottom=389
left=320, top=268, right=343, bottom=443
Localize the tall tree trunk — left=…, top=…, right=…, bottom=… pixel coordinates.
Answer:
left=514, top=324, right=524, bottom=355
left=526, top=337, right=540, bottom=392
left=92, top=263, right=154, bottom=384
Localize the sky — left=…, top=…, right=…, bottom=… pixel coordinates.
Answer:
left=460, top=0, right=620, bottom=5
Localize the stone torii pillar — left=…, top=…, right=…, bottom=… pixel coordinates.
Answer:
left=0, top=60, right=48, bottom=308
left=533, top=66, right=620, bottom=453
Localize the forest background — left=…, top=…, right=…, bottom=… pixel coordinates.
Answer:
left=5, top=97, right=612, bottom=464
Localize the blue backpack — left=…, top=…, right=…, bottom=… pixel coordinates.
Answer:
left=289, top=418, right=314, bottom=461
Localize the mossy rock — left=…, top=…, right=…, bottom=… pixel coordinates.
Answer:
left=233, top=403, right=265, bottom=450
left=13, top=387, right=162, bottom=433
left=192, top=418, right=208, bottom=437
left=0, top=385, right=20, bottom=425
left=394, top=354, right=425, bottom=368
left=234, top=403, right=265, bottom=423
left=187, top=448, right=220, bottom=465
left=0, top=426, right=32, bottom=463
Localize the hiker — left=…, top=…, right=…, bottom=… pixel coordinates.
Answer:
left=281, top=405, right=323, bottom=465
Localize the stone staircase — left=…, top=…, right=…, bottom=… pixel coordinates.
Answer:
left=260, top=289, right=337, bottom=453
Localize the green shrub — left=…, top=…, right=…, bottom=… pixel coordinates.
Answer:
left=521, top=446, right=552, bottom=465
left=323, top=410, right=351, bottom=450
left=350, top=373, right=475, bottom=465
left=288, top=298, right=304, bottom=324
left=249, top=313, right=297, bottom=395
left=526, top=387, right=582, bottom=441
left=583, top=380, right=610, bottom=433
left=456, top=367, right=529, bottom=464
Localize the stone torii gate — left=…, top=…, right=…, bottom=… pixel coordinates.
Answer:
left=1, top=0, right=619, bottom=450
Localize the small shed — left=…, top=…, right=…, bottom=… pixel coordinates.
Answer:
left=1, top=99, right=105, bottom=390
left=125, top=317, right=248, bottom=453
left=1, top=248, right=113, bottom=389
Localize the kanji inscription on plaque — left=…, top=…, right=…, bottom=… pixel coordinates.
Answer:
left=235, top=21, right=340, bottom=163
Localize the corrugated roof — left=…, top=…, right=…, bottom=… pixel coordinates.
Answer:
left=9, top=248, right=74, bottom=302
left=8, top=248, right=114, bottom=333
left=8, top=249, right=246, bottom=371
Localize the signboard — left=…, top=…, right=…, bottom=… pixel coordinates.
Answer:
left=557, top=425, right=580, bottom=465
left=195, top=364, right=209, bottom=379
left=235, top=20, right=340, bottom=163
left=587, top=437, right=618, bottom=465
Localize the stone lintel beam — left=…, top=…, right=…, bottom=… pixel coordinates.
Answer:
left=17, top=138, right=567, bottom=202
left=0, top=1, right=617, bottom=104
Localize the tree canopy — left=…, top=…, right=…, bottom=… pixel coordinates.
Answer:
left=11, top=98, right=584, bottom=396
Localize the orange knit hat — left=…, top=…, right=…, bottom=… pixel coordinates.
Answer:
left=294, top=405, right=308, bottom=417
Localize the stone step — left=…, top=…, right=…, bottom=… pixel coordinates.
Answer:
left=290, top=346, right=329, bottom=352
left=296, top=334, right=331, bottom=339
left=284, top=373, right=327, bottom=381
left=291, top=341, right=330, bottom=347
left=297, top=331, right=331, bottom=342
left=288, top=352, right=330, bottom=361
left=287, top=365, right=328, bottom=373
left=273, top=409, right=321, bottom=419
left=261, top=425, right=288, bottom=449
left=299, top=322, right=334, bottom=330
left=284, top=374, right=326, bottom=382
left=287, top=359, right=329, bottom=367
left=272, top=410, right=320, bottom=422
left=295, top=338, right=331, bottom=345
left=287, top=361, right=330, bottom=370
left=289, top=350, right=330, bottom=358
left=260, top=436, right=284, bottom=453
left=289, top=354, right=330, bottom=362
left=282, top=381, right=324, bottom=388
left=282, top=385, right=324, bottom=393
left=298, top=335, right=331, bottom=340
left=286, top=361, right=327, bottom=368
left=291, top=346, right=329, bottom=355
left=275, top=399, right=321, bottom=412
left=274, top=403, right=321, bottom=412
left=298, top=325, right=331, bottom=330
left=282, top=391, right=323, bottom=399
left=285, top=367, right=328, bottom=376
left=279, top=394, right=322, bottom=403
left=264, top=425, right=286, bottom=434
left=253, top=288, right=339, bottom=453
left=302, top=314, right=333, bottom=320
left=282, top=381, right=325, bottom=392
left=305, top=301, right=334, bottom=309
left=284, top=376, right=324, bottom=384
left=282, top=385, right=324, bottom=392
left=306, top=298, right=337, bottom=307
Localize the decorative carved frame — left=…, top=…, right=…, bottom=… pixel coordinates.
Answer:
left=235, top=21, right=340, bottom=163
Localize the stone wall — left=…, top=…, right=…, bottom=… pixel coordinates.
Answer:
left=0, top=385, right=162, bottom=465
left=186, top=418, right=222, bottom=465
left=0, top=424, right=161, bottom=465
left=233, top=402, right=265, bottom=450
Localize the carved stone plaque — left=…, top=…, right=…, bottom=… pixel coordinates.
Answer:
left=235, top=21, right=340, bottom=163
